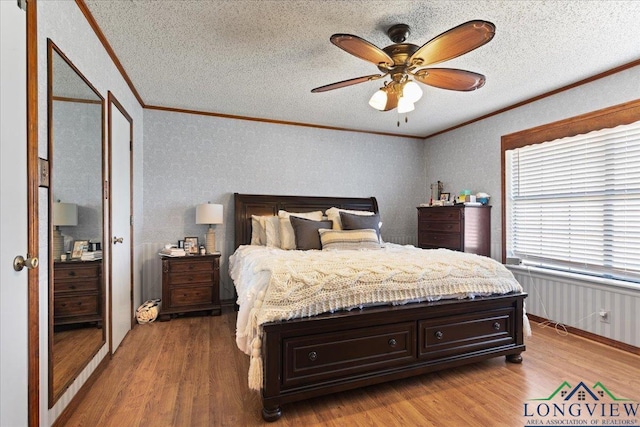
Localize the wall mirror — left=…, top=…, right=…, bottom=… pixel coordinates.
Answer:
left=47, top=40, right=105, bottom=407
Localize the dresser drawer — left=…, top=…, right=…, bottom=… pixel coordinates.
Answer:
left=418, top=232, right=462, bottom=250
left=168, top=272, right=213, bottom=285
left=168, top=259, right=214, bottom=273
left=418, top=208, right=462, bottom=222
left=169, top=285, right=213, bottom=307
left=418, top=309, right=515, bottom=360
left=281, top=322, right=416, bottom=389
left=55, top=278, right=100, bottom=293
left=418, top=221, right=461, bottom=233
left=55, top=294, right=99, bottom=317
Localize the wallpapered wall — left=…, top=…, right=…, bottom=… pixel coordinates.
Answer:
left=53, top=101, right=103, bottom=245
left=142, top=109, right=427, bottom=300
left=424, top=65, right=640, bottom=260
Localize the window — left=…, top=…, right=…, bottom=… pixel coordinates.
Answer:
left=501, top=100, right=640, bottom=284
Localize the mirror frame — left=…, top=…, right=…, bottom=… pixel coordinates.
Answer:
left=47, top=39, right=106, bottom=407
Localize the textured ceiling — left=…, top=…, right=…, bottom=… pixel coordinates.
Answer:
left=83, top=0, right=640, bottom=137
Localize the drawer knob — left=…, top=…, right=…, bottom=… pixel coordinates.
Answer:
left=69, top=271, right=76, bottom=276
left=435, top=331, right=443, bottom=340
left=69, top=285, right=76, bottom=290
left=493, top=322, right=501, bottom=331
left=388, top=338, right=397, bottom=347
left=308, top=351, right=318, bottom=362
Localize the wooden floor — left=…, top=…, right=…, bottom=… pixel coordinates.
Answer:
left=59, top=308, right=640, bottom=426
left=53, top=325, right=103, bottom=400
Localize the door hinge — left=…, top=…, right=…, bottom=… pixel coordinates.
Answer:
left=17, top=0, right=27, bottom=11
left=130, top=140, right=133, bottom=151
left=130, top=215, right=133, bottom=226
left=104, top=180, right=109, bottom=199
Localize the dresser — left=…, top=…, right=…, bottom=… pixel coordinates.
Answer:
left=53, top=260, right=103, bottom=327
left=417, top=205, right=491, bottom=257
left=160, top=254, right=221, bottom=321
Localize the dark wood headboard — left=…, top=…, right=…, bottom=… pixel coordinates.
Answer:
left=234, top=193, right=379, bottom=249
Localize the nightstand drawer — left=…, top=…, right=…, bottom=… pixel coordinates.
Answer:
left=170, top=286, right=213, bottom=307
left=55, top=278, right=100, bottom=293
left=168, top=260, right=214, bottom=273
left=55, top=264, right=100, bottom=279
left=168, top=272, right=213, bottom=285
left=55, top=294, right=99, bottom=317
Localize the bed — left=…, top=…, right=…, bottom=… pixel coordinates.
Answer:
left=232, top=193, right=528, bottom=422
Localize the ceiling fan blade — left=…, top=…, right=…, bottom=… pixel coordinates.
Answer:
left=330, top=34, right=394, bottom=67
left=311, top=74, right=383, bottom=93
left=409, top=20, right=495, bottom=67
left=413, top=68, right=486, bottom=91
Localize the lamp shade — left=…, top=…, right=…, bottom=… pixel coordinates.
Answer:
left=196, top=203, right=223, bottom=225
left=397, top=97, right=415, bottom=114
left=53, top=202, right=78, bottom=226
left=368, top=89, right=388, bottom=111
left=402, top=81, right=423, bottom=103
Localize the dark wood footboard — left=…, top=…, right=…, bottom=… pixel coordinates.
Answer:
left=260, top=292, right=527, bottom=421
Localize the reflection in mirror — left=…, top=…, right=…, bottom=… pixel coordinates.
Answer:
left=48, top=39, right=105, bottom=407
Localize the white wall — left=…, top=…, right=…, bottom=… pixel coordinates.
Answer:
left=423, top=65, right=640, bottom=346
left=38, top=1, right=144, bottom=424
left=141, top=109, right=427, bottom=301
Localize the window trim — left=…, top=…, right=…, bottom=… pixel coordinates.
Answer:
left=500, top=98, right=640, bottom=264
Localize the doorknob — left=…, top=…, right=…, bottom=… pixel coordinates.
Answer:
left=112, top=236, right=124, bottom=244
left=13, top=255, right=39, bottom=272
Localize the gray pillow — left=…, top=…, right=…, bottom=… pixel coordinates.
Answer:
left=289, top=216, right=333, bottom=250
left=339, top=211, right=381, bottom=241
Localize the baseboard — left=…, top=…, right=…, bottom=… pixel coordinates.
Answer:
left=51, top=354, right=110, bottom=427
left=528, top=314, right=639, bottom=355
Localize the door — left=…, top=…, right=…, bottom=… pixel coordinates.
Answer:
left=1, top=1, right=29, bottom=425
left=109, top=93, right=133, bottom=353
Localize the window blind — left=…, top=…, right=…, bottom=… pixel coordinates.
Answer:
left=506, top=121, right=640, bottom=283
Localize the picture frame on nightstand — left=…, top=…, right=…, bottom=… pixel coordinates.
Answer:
left=184, top=236, right=198, bottom=254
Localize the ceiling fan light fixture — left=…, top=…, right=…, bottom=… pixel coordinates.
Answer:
left=402, top=80, right=423, bottom=103
left=397, top=96, right=415, bottom=114
left=368, top=88, right=388, bottom=111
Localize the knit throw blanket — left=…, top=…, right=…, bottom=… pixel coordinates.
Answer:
left=231, top=245, right=524, bottom=391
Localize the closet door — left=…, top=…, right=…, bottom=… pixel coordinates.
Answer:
left=0, top=1, right=29, bottom=425
left=109, top=94, right=133, bottom=353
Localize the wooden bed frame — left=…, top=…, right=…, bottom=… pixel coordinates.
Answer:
left=233, top=193, right=527, bottom=422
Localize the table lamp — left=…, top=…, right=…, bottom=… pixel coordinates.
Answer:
left=53, top=201, right=78, bottom=260
left=196, top=202, right=223, bottom=254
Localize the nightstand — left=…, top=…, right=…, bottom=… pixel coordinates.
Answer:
left=160, top=253, right=221, bottom=321
left=53, top=260, right=103, bottom=328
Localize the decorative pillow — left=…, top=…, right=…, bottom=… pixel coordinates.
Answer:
left=250, top=215, right=268, bottom=245
left=277, top=210, right=324, bottom=250
left=136, top=299, right=161, bottom=324
left=289, top=216, right=333, bottom=250
left=319, top=228, right=382, bottom=250
left=264, top=216, right=281, bottom=248
left=340, top=211, right=382, bottom=242
left=325, top=207, right=375, bottom=230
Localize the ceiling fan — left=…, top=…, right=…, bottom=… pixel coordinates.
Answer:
left=311, top=20, right=495, bottom=115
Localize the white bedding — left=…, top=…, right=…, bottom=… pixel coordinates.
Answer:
left=230, top=243, right=528, bottom=390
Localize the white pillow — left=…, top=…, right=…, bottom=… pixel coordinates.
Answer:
left=277, top=210, right=323, bottom=250
left=325, top=207, right=375, bottom=230
left=250, top=215, right=268, bottom=245
left=264, top=216, right=281, bottom=248
left=319, top=228, right=382, bottom=250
